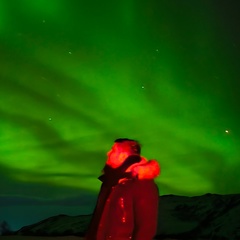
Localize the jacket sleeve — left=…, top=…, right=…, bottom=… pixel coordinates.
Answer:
left=132, top=181, right=159, bottom=240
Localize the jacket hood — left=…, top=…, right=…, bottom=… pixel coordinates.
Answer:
left=127, top=157, right=160, bottom=180
left=102, top=156, right=160, bottom=184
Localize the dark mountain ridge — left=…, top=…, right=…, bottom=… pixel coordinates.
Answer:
left=9, top=193, right=240, bottom=239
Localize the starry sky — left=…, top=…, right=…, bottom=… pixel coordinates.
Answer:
left=0, top=0, right=240, bottom=231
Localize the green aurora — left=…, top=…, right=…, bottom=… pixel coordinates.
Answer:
left=0, top=0, right=240, bottom=204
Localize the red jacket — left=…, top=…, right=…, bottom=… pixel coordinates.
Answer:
left=85, top=156, right=160, bottom=240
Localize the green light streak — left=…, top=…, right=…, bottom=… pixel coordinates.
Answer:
left=0, top=0, right=239, bottom=199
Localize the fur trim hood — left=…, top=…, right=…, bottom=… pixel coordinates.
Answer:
left=101, top=156, right=160, bottom=184
left=127, top=157, right=160, bottom=180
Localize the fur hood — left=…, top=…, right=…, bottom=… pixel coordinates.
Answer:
left=101, top=156, right=160, bottom=185
left=126, top=157, right=160, bottom=180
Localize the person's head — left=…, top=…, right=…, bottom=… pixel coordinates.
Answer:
left=106, top=138, right=141, bottom=168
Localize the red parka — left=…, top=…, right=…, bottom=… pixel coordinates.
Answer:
left=85, top=156, right=160, bottom=240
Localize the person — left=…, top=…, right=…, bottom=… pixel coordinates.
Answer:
left=85, top=138, right=160, bottom=240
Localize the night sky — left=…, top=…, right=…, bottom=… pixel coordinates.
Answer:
left=0, top=0, right=240, bottom=231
